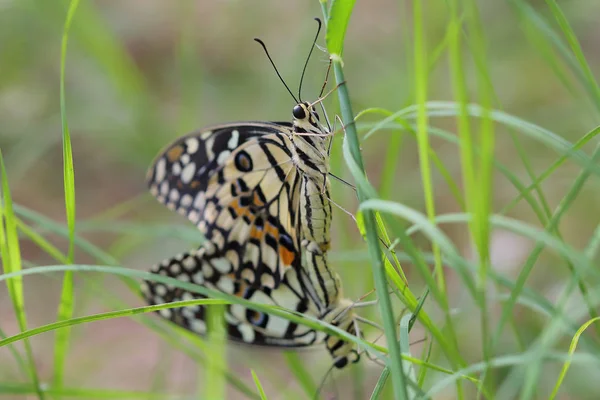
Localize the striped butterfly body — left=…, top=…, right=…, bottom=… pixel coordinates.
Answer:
left=142, top=102, right=360, bottom=368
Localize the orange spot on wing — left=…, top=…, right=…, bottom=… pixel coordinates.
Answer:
left=250, top=225, right=263, bottom=240
left=167, top=145, right=184, bottom=162
left=253, top=191, right=264, bottom=207
left=230, top=199, right=247, bottom=218
left=279, top=246, right=295, bottom=268
left=265, top=223, right=279, bottom=238
left=190, top=180, right=200, bottom=189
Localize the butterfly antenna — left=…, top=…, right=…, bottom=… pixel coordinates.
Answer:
left=314, top=363, right=336, bottom=400
left=298, top=17, right=323, bottom=101
left=254, top=38, right=299, bottom=103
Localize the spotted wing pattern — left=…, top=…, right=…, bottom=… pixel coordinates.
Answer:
left=147, top=123, right=302, bottom=290
left=142, top=251, right=324, bottom=348
left=141, top=249, right=360, bottom=368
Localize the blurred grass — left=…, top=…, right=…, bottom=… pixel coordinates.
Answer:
left=1, top=0, right=600, bottom=399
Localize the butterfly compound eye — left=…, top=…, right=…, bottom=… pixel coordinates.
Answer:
left=292, top=104, right=306, bottom=120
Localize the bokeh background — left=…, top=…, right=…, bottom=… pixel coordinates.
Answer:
left=1, top=0, right=600, bottom=399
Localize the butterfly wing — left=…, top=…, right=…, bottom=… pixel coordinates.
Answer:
left=147, top=123, right=302, bottom=290
left=142, top=249, right=325, bottom=348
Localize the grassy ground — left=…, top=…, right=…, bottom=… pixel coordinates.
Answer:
left=1, top=0, right=600, bottom=399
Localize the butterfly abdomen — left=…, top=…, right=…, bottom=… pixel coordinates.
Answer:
left=299, top=175, right=332, bottom=245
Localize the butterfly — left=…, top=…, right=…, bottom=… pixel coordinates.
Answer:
left=141, top=22, right=361, bottom=369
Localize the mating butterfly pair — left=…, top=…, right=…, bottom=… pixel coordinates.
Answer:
left=141, top=23, right=361, bottom=369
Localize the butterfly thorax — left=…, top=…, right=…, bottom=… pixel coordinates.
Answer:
left=289, top=101, right=330, bottom=186
left=289, top=102, right=333, bottom=244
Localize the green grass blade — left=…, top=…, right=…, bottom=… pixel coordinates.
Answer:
left=251, top=370, right=269, bottom=400
left=0, top=150, right=44, bottom=399
left=548, top=317, right=600, bottom=400
left=0, top=265, right=387, bottom=361
left=544, top=0, right=600, bottom=105
left=0, top=383, right=179, bottom=399
left=325, top=0, right=356, bottom=60
left=413, top=0, right=447, bottom=303
left=53, top=0, right=80, bottom=389
left=374, top=102, right=600, bottom=177
left=369, top=368, right=390, bottom=400
left=204, top=305, right=227, bottom=400
left=324, top=3, right=409, bottom=396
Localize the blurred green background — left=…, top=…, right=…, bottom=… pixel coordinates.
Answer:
left=1, top=0, right=600, bottom=399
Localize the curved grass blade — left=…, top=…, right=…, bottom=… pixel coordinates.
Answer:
left=548, top=317, right=600, bottom=400
left=53, top=0, right=80, bottom=389
left=0, top=150, right=44, bottom=399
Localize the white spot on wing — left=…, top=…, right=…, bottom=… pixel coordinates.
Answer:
left=188, top=210, right=200, bottom=224
left=200, top=131, right=212, bottom=140
left=261, top=274, right=275, bottom=288
left=181, top=194, right=193, bottom=207
left=190, top=319, right=206, bottom=334
left=203, top=240, right=216, bottom=255
left=212, top=257, right=231, bottom=273
left=181, top=162, right=196, bottom=184
left=192, top=270, right=205, bottom=284
left=202, top=263, right=213, bottom=279
left=182, top=256, right=196, bottom=270
left=265, top=315, right=289, bottom=337
left=241, top=269, right=254, bottom=282
left=217, top=276, right=234, bottom=293
left=159, top=308, right=173, bottom=319
left=238, top=324, right=256, bottom=343
left=193, top=193, right=206, bottom=209
left=228, top=130, right=240, bottom=149
left=204, top=202, right=217, bottom=224
left=160, top=181, right=169, bottom=195
left=216, top=150, right=231, bottom=165
left=154, top=158, right=166, bottom=183
left=170, top=262, right=181, bottom=275
left=181, top=154, right=190, bottom=165
left=186, top=138, right=200, bottom=154
left=230, top=304, right=245, bottom=320
left=182, top=307, right=195, bottom=318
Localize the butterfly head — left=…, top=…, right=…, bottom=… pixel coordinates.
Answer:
left=292, top=101, right=327, bottom=137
